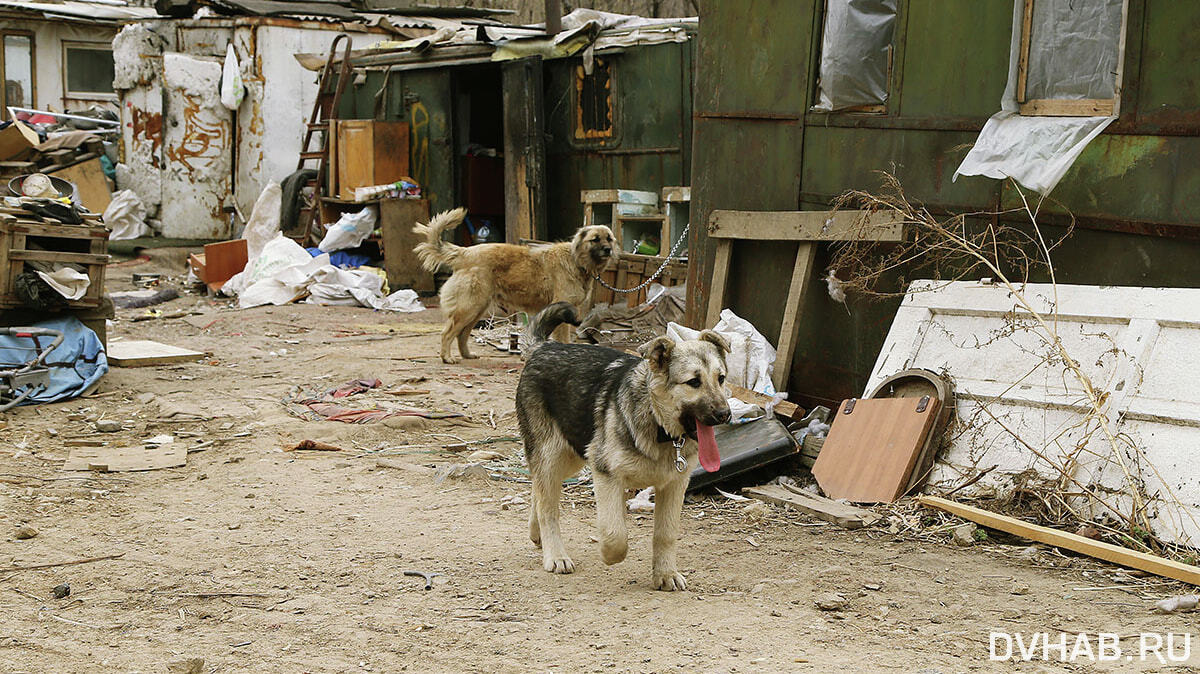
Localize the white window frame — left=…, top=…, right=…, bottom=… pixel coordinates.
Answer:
left=62, top=40, right=117, bottom=101
left=1015, top=0, right=1130, bottom=117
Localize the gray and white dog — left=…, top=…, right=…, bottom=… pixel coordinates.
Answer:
left=516, top=302, right=731, bottom=591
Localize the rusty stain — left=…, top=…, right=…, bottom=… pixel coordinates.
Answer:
left=127, top=104, right=163, bottom=169
left=164, top=94, right=230, bottom=175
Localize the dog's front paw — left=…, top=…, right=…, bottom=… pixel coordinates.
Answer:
left=652, top=568, right=687, bottom=591
left=442, top=355, right=461, bottom=364
left=461, top=352, right=480, bottom=360
left=544, top=554, right=575, bottom=574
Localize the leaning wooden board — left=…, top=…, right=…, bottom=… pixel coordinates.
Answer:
left=107, top=340, right=206, bottom=367
left=812, top=396, right=941, bottom=503
left=49, top=157, right=112, bottom=213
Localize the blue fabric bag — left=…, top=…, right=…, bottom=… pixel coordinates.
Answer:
left=1, top=316, right=108, bottom=405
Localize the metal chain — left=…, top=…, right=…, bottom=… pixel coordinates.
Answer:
left=593, top=222, right=690, bottom=294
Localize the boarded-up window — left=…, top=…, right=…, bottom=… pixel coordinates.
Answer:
left=1017, top=0, right=1128, bottom=116
left=575, top=58, right=614, bottom=140
left=64, top=43, right=116, bottom=97
left=814, top=0, right=897, bottom=112
left=1, top=34, right=33, bottom=109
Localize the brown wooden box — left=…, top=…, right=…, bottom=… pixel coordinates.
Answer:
left=331, top=120, right=410, bottom=200
left=0, top=215, right=109, bottom=309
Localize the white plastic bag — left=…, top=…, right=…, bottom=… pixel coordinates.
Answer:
left=241, top=181, right=281, bottom=262
left=238, top=250, right=328, bottom=309
left=103, top=189, right=149, bottom=241
left=318, top=207, right=377, bottom=253
left=35, top=266, right=90, bottom=300
left=220, top=43, right=244, bottom=111
left=667, top=308, right=777, bottom=395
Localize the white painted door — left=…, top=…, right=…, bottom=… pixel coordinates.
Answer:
left=161, top=53, right=233, bottom=239
left=868, top=280, right=1200, bottom=546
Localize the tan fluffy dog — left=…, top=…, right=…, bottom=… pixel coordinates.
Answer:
left=413, top=207, right=618, bottom=363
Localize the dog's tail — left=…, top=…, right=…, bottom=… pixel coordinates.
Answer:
left=523, top=302, right=580, bottom=356
left=412, top=207, right=469, bottom=272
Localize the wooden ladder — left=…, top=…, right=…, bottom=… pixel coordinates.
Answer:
left=297, top=33, right=353, bottom=245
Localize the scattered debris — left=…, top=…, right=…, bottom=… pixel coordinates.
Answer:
left=951, top=523, right=977, bottom=547
left=743, top=484, right=879, bottom=529
left=1153, top=595, right=1199, bottom=614
left=93, top=420, right=122, bottom=433
left=403, top=570, right=440, bottom=590
left=167, top=658, right=205, bottom=674
left=626, top=487, right=654, bottom=513
left=465, top=449, right=505, bottom=462
left=284, top=439, right=342, bottom=452
left=64, top=444, right=185, bottom=472
left=814, top=592, right=848, bottom=611
left=52, top=583, right=70, bottom=599
left=436, top=463, right=489, bottom=482
left=14, top=525, right=38, bottom=540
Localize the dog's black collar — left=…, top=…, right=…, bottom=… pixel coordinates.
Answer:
left=656, top=425, right=684, bottom=444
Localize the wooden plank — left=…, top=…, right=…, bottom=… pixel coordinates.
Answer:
left=64, top=444, right=186, bottom=472
left=379, top=198, right=433, bottom=293
left=744, top=484, right=879, bottom=529
left=772, top=242, right=818, bottom=392
left=8, top=222, right=107, bottom=239
left=707, top=210, right=904, bottom=242
left=1113, top=0, right=1130, bottom=114
left=704, top=239, right=732, bottom=329
left=728, top=384, right=805, bottom=422
left=107, top=340, right=206, bottom=367
left=919, top=495, right=1200, bottom=587
left=8, top=250, right=109, bottom=264
left=201, top=239, right=248, bottom=291
left=1017, top=0, right=1033, bottom=103
left=1018, top=99, right=1115, bottom=116
left=581, top=189, right=621, bottom=204
left=48, top=157, right=112, bottom=213
left=661, top=186, right=690, bottom=203
left=813, top=397, right=940, bottom=503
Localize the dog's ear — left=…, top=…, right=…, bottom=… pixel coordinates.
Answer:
left=570, top=227, right=587, bottom=250
left=698, top=330, right=730, bottom=355
left=638, top=335, right=675, bottom=371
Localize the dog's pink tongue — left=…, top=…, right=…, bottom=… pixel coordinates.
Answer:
left=696, top=421, right=720, bottom=473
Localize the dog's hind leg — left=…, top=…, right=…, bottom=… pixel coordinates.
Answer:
left=650, top=476, right=688, bottom=591
left=530, top=436, right=584, bottom=574
left=592, top=469, right=628, bottom=565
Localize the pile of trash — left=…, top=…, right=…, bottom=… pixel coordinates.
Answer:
left=215, top=182, right=425, bottom=313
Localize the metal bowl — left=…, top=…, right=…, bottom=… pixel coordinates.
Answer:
left=8, top=174, right=74, bottom=199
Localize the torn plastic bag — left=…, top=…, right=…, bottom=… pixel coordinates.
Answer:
left=103, top=189, right=149, bottom=241
left=318, top=206, right=377, bottom=253
left=220, top=43, right=244, bottom=110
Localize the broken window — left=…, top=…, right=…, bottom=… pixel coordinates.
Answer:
left=1, top=33, right=33, bottom=109
left=813, top=0, right=897, bottom=112
left=574, top=58, right=614, bottom=141
left=1017, top=0, right=1128, bottom=116
left=64, top=43, right=116, bottom=98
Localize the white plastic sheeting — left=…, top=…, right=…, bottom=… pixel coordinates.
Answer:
left=954, top=0, right=1121, bottom=195
left=103, top=190, right=149, bottom=241
left=813, top=0, right=897, bottom=112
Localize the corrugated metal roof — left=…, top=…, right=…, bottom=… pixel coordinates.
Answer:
left=0, top=0, right=158, bottom=21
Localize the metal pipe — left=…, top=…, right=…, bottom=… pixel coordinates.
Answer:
left=7, top=106, right=120, bottom=126
left=544, top=0, right=561, bottom=34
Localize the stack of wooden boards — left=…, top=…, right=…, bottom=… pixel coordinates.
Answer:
left=0, top=202, right=109, bottom=309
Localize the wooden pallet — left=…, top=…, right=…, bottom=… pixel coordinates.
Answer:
left=0, top=215, right=109, bottom=309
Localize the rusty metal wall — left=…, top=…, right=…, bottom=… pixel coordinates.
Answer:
left=690, top=0, right=1200, bottom=409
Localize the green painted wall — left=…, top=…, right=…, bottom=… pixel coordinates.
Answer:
left=349, top=39, right=695, bottom=241
left=691, top=0, right=1200, bottom=409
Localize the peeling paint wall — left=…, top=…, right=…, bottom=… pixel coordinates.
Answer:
left=115, top=19, right=390, bottom=237
left=235, top=26, right=390, bottom=217
left=0, top=18, right=120, bottom=111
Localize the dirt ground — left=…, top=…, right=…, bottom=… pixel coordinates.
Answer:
left=2, top=251, right=1199, bottom=673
